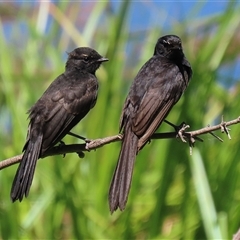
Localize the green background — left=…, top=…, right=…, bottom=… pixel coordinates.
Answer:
left=1, top=2, right=240, bottom=239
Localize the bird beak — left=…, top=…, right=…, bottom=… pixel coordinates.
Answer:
left=98, top=57, right=109, bottom=62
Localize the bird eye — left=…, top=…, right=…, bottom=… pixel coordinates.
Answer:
left=82, top=55, right=89, bottom=63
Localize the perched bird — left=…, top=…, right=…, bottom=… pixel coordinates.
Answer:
left=11, top=47, right=108, bottom=202
left=109, top=35, right=192, bottom=213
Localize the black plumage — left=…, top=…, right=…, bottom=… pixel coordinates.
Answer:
left=11, top=47, right=108, bottom=202
left=109, top=35, right=192, bottom=213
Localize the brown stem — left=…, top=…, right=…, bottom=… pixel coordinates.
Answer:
left=1, top=116, right=239, bottom=171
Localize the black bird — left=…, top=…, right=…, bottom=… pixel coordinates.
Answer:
left=11, top=47, right=108, bottom=202
left=109, top=35, right=192, bottom=213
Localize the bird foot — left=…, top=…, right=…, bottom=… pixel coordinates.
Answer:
left=85, top=139, right=92, bottom=151
left=164, top=120, right=185, bottom=139
left=177, top=124, right=190, bottom=143
left=164, top=120, right=190, bottom=143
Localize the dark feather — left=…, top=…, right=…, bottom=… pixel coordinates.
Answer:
left=109, top=123, right=138, bottom=213
left=109, top=35, right=192, bottom=212
left=11, top=134, right=43, bottom=201
left=11, top=47, right=108, bottom=202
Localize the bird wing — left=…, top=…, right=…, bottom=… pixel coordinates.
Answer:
left=132, top=89, right=175, bottom=151
left=131, top=63, right=185, bottom=150
left=31, top=75, right=98, bottom=153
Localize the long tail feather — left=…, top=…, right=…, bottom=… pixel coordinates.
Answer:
left=11, top=135, right=43, bottom=202
left=108, top=125, right=138, bottom=213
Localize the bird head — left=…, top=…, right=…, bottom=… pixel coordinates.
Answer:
left=66, top=47, right=108, bottom=74
left=154, top=35, right=184, bottom=62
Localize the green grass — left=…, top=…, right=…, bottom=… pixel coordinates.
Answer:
left=1, top=2, right=240, bottom=239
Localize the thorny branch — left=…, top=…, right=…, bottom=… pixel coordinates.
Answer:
left=1, top=116, right=240, bottom=171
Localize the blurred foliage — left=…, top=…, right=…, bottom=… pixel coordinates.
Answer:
left=0, top=1, right=240, bottom=239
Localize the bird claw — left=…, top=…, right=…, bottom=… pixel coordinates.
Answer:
left=164, top=120, right=189, bottom=141
left=164, top=121, right=196, bottom=155
left=164, top=119, right=186, bottom=132
left=85, top=139, right=91, bottom=151
left=164, top=119, right=192, bottom=143
left=177, top=124, right=190, bottom=143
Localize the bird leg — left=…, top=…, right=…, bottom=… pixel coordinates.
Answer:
left=67, top=132, right=89, bottom=156
left=164, top=119, right=184, bottom=130
left=59, top=137, right=85, bottom=158
left=164, top=120, right=210, bottom=157
left=164, top=120, right=188, bottom=141
left=164, top=119, right=204, bottom=146
left=68, top=132, right=86, bottom=141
